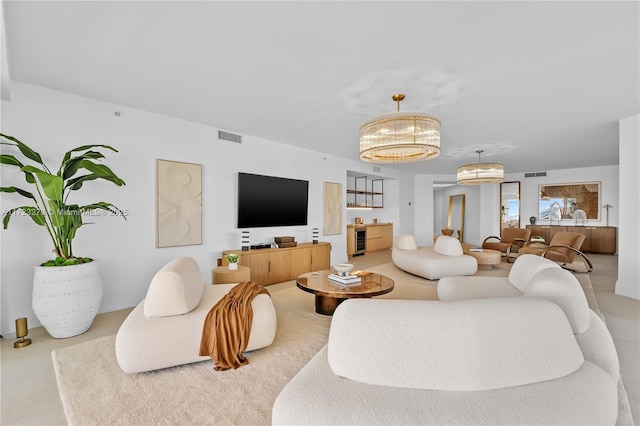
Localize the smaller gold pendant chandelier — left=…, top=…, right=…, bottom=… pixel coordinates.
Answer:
left=359, top=94, right=441, bottom=163
left=457, top=150, right=504, bottom=185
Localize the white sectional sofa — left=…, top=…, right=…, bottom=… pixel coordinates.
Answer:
left=272, top=264, right=621, bottom=425
left=391, top=234, right=477, bottom=280
left=115, top=257, right=277, bottom=373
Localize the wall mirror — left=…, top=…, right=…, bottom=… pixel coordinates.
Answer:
left=538, top=182, right=601, bottom=222
left=500, top=181, right=520, bottom=231
left=447, top=194, right=465, bottom=242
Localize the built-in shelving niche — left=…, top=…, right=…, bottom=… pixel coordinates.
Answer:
left=346, top=175, right=383, bottom=208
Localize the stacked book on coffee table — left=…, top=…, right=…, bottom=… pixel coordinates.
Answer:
left=328, top=273, right=362, bottom=288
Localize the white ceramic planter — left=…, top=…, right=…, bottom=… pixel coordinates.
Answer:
left=32, top=261, right=103, bottom=338
left=228, top=262, right=238, bottom=270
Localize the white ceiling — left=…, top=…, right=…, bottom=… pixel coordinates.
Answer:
left=2, top=1, right=638, bottom=176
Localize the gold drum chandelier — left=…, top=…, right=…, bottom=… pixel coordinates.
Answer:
left=457, top=150, right=504, bottom=185
left=360, top=94, right=441, bottom=163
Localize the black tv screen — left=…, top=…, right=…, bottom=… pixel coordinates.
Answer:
left=237, top=172, right=309, bottom=228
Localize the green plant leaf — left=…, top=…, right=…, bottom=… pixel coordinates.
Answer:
left=60, top=151, right=106, bottom=179
left=61, top=144, right=118, bottom=165
left=0, top=186, right=36, bottom=200
left=48, top=199, right=66, bottom=228
left=79, top=202, right=127, bottom=220
left=65, top=175, right=92, bottom=191
left=76, top=160, right=125, bottom=185
left=3, top=206, right=46, bottom=229
left=0, top=153, right=36, bottom=184
left=0, top=154, right=25, bottom=167
left=20, top=166, right=63, bottom=201
left=65, top=204, right=83, bottom=243
left=0, top=134, right=44, bottom=165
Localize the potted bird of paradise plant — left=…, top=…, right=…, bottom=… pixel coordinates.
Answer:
left=0, top=133, right=126, bottom=338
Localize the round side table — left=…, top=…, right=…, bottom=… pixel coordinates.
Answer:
left=465, top=249, right=502, bottom=270
left=212, top=265, right=251, bottom=284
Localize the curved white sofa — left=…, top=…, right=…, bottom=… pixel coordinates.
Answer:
left=391, top=234, right=477, bottom=280
left=272, top=296, right=619, bottom=425
left=437, top=253, right=561, bottom=301
left=115, top=257, right=277, bottom=373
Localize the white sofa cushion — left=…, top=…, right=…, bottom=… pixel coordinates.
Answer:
left=273, top=346, right=617, bottom=426
left=508, top=254, right=560, bottom=292
left=143, top=257, right=204, bottom=318
left=438, top=275, right=524, bottom=301
left=524, top=267, right=590, bottom=334
left=327, top=298, right=584, bottom=391
left=433, top=235, right=463, bottom=255
left=395, top=234, right=418, bottom=250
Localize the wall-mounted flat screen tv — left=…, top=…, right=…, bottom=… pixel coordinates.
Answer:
left=237, top=172, right=309, bottom=228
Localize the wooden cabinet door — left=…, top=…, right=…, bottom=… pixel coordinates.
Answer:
left=268, top=250, right=291, bottom=284
left=589, top=227, right=617, bottom=254
left=366, top=226, right=382, bottom=251
left=290, top=247, right=311, bottom=279
left=365, top=225, right=392, bottom=252
left=346, top=228, right=355, bottom=256
left=242, top=252, right=270, bottom=286
left=380, top=224, right=393, bottom=249
left=310, top=244, right=330, bottom=271
left=566, top=227, right=591, bottom=252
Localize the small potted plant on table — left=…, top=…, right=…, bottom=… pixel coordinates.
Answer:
left=226, top=253, right=239, bottom=270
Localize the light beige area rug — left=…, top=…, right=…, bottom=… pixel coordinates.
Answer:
left=54, top=260, right=630, bottom=425
left=52, top=285, right=331, bottom=425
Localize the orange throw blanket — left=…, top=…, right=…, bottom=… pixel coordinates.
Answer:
left=199, top=281, right=270, bottom=371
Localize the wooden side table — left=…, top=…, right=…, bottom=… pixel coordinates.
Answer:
left=212, top=265, right=251, bottom=284
left=464, top=249, right=502, bottom=270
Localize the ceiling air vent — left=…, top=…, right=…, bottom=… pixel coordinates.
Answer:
left=373, top=166, right=382, bottom=173
left=218, top=130, right=242, bottom=144
left=524, top=171, right=547, bottom=178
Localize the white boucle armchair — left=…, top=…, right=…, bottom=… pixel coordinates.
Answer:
left=115, top=257, right=277, bottom=373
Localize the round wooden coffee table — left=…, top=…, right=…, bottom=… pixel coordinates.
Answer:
left=465, top=249, right=502, bottom=269
left=296, top=270, right=394, bottom=315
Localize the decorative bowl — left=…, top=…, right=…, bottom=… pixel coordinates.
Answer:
left=333, top=263, right=354, bottom=276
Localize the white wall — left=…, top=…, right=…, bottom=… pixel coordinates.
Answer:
left=0, top=82, right=412, bottom=334
left=616, top=114, right=639, bottom=300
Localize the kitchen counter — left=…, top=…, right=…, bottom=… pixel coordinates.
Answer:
left=346, top=223, right=393, bottom=255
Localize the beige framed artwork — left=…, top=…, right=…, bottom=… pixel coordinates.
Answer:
left=156, top=159, right=203, bottom=248
left=323, top=181, right=342, bottom=235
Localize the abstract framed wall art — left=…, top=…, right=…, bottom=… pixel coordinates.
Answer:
left=323, top=181, right=342, bottom=235
left=156, top=159, right=202, bottom=247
